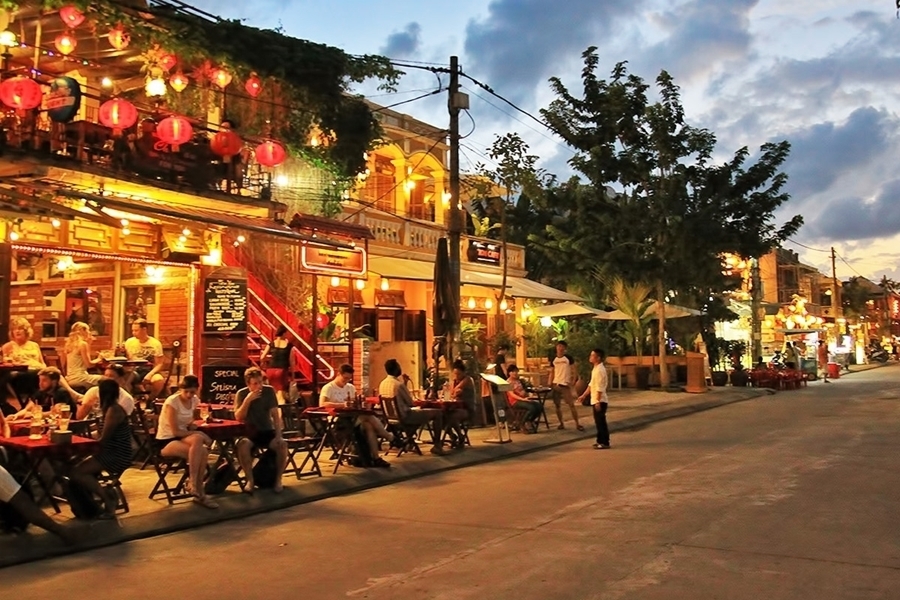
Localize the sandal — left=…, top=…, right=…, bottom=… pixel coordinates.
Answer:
left=193, top=495, right=219, bottom=509
left=576, top=424, right=585, bottom=432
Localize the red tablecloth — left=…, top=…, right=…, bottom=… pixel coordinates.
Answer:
left=196, top=419, right=248, bottom=440
left=0, top=434, right=99, bottom=458
left=414, top=400, right=465, bottom=410
left=302, top=406, right=375, bottom=418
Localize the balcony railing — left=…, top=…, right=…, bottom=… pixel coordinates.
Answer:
left=345, top=207, right=526, bottom=273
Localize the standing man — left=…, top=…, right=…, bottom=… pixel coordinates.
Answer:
left=548, top=341, right=584, bottom=431
left=578, top=348, right=610, bottom=449
left=817, top=340, right=831, bottom=383
left=125, top=319, right=165, bottom=398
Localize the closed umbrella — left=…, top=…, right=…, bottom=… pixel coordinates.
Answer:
left=432, top=237, right=458, bottom=354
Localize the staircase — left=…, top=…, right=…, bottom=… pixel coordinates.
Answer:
left=223, top=247, right=334, bottom=390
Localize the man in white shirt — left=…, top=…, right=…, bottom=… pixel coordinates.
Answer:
left=578, top=348, right=610, bottom=449
left=76, top=365, right=136, bottom=420
left=125, top=319, right=165, bottom=398
left=548, top=341, right=584, bottom=431
left=319, top=364, right=392, bottom=467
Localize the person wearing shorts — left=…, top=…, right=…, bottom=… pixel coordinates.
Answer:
left=125, top=319, right=165, bottom=398
left=234, top=367, right=287, bottom=493
left=548, top=341, right=584, bottom=431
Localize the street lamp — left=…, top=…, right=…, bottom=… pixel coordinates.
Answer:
left=0, top=30, right=16, bottom=74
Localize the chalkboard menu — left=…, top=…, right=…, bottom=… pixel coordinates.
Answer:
left=201, top=364, right=247, bottom=404
left=203, top=278, right=248, bottom=333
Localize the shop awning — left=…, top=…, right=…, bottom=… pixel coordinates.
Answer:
left=368, top=256, right=434, bottom=281
left=462, top=270, right=584, bottom=302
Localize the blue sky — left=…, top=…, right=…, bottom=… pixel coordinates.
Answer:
left=192, top=0, right=900, bottom=281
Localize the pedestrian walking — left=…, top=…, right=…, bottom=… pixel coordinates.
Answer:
left=578, top=348, right=609, bottom=449
left=817, top=340, right=830, bottom=383
left=548, top=341, right=584, bottom=431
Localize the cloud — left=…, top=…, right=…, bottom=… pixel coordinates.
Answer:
left=810, top=179, right=900, bottom=242
left=463, top=0, right=643, bottom=102
left=380, top=22, right=422, bottom=58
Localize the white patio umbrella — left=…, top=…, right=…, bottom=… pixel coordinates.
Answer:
left=595, top=303, right=702, bottom=320
left=532, top=301, right=608, bottom=318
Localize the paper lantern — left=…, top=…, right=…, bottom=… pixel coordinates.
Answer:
left=315, top=313, right=330, bottom=330
left=107, top=26, right=130, bottom=50
left=169, top=71, right=189, bottom=93
left=159, top=53, right=177, bottom=72
left=210, top=130, right=243, bottom=159
left=156, top=115, right=193, bottom=149
left=0, top=76, right=43, bottom=111
left=99, top=98, right=138, bottom=135
left=54, top=32, right=77, bottom=56
left=245, top=74, right=262, bottom=98
left=211, top=68, right=232, bottom=90
left=59, top=5, right=85, bottom=28
left=255, top=141, right=286, bottom=167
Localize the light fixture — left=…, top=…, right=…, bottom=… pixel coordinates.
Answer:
left=54, top=32, right=77, bottom=56
left=212, top=68, right=232, bottom=89
left=9, top=230, right=19, bottom=241
left=169, top=71, right=189, bottom=93
left=467, top=297, right=476, bottom=310
left=355, top=279, right=366, bottom=290
left=330, top=276, right=341, bottom=287
left=441, top=192, right=452, bottom=206
left=145, top=77, right=167, bottom=98
left=309, top=135, right=319, bottom=147
left=500, top=298, right=508, bottom=311
left=121, top=227, right=130, bottom=236
left=381, top=278, right=390, bottom=291
left=182, top=228, right=191, bottom=236
left=101, top=76, right=113, bottom=88
left=237, top=235, right=246, bottom=244
left=405, top=180, right=416, bottom=191
left=485, top=298, right=493, bottom=310
left=51, top=218, right=61, bottom=228
left=540, top=316, right=554, bottom=328
left=275, top=174, right=289, bottom=187
left=56, top=256, right=73, bottom=271
left=0, top=30, right=17, bottom=49
left=178, top=235, right=187, bottom=244
left=120, top=219, right=129, bottom=227
left=521, top=306, right=533, bottom=319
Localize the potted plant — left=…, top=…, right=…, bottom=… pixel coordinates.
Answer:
left=710, top=337, right=731, bottom=386
left=729, top=340, right=749, bottom=386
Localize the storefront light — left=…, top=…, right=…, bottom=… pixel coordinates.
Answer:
left=467, top=297, right=476, bottom=310
left=275, top=174, right=289, bottom=187
left=500, top=298, right=508, bottom=311
left=237, top=235, right=246, bottom=244
left=51, top=218, right=61, bottom=228
left=485, top=298, right=493, bottom=310
left=381, top=278, right=390, bottom=291
left=331, top=276, right=341, bottom=287
left=355, top=279, right=366, bottom=290
left=9, top=230, right=19, bottom=241
left=540, top=316, right=554, bottom=328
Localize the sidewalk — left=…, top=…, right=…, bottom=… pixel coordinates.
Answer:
left=0, top=385, right=769, bottom=568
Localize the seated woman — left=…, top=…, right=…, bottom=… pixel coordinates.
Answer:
left=70, top=379, right=133, bottom=519
left=506, top=365, right=542, bottom=431
left=2, top=317, right=46, bottom=401
left=155, top=375, right=218, bottom=509
left=447, top=360, right=476, bottom=448
left=64, top=322, right=104, bottom=389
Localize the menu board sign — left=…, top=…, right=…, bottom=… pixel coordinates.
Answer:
left=201, top=364, right=247, bottom=404
left=203, top=277, right=248, bottom=333
left=301, top=243, right=367, bottom=277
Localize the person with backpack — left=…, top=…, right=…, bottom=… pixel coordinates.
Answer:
left=234, top=367, right=287, bottom=493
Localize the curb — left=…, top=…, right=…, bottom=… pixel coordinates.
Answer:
left=0, top=388, right=769, bottom=569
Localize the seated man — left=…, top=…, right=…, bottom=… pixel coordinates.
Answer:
left=14, top=367, right=74, bottom=418
left=124, top=319, right=165, bottom=398
left=233, top=367, right=288, bottom=493
left=76, top=365, right=136, bottom=420
left=380, top=359, right=445, bottom=455
left=320, top=364, right=391, bottom=468
left=506, top=365, right=542, bottom=431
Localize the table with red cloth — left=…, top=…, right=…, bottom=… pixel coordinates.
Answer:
left=301, top=406, right=376, bottom=473
left=195, top=419, right=249, bottom=491
left=0, top=434, right=99, bottom=512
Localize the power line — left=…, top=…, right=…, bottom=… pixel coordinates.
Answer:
left=784, top=238, right=830, bottom=253
left=459, top=73, right=553, bottom=134
left=372, top=87, right=443, bottom=113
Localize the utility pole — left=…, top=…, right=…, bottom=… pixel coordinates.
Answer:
left=447, top=55, right=468, bottom=362
left=830, top=247, right=841, bottom=321
left=751, top=258, right=762, bottom=362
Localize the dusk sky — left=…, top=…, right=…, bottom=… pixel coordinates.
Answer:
left=191, top=0, right=900, bottom=281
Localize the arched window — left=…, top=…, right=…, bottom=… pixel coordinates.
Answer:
left=363, top=157, right=397, bottom=213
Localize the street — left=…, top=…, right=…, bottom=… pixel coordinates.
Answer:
left=4, top=367, right=900, bottom=599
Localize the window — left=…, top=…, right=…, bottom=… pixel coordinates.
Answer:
left=363, top=158, right=397, bottom=213
left=407, top=171, right=436, bottom=221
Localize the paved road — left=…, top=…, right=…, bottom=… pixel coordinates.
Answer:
left=5, top=367, right=900, bottom=599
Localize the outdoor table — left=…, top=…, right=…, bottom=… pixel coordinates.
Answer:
left=302, top=406, right=375, bottom=474
left=195, top=419, right=249, bottom=491
left=414, top=400, right=467, bottom=445
left=8, top=419, right=92, bottom=437
left=0, top=434, right=99, bottom=513
left=527, top=387, right=552, bottom=431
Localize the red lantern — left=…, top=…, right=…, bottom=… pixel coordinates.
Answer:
left=211, top=68, right=232, bottom=90
left=245, top=74, right=262, bottom=98
left=169, top=71, right=189, bottom=93
left=59, top=5, right=85, bottom=28
left=156, top=115, right=193, bottom=149
left=54, top=32, right=77, bottom=56
left=210, top=130, right=243, bottom=159
left=0, top=76, right=43, bottom=111
left=107, top=26, right=130, bottom=50
left=159, top=53, right=177, bottom=72
left=255, top=141, right=286, bottom=168
left=315, top=313, right=330, bottom=330
left=99, top=98, right=138, bottom=135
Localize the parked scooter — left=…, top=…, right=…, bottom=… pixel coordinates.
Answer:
left=867, top=346, right=889, bottom=363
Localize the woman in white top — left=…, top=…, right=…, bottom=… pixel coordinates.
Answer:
left=65, top=322, right=103, bottom=388
left=155, top=375, right=218, bottom=509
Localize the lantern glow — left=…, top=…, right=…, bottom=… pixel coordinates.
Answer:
left=245, top=74, right=262, bottom=98
left=157, top=115, right=193, bottom=148
left=212, top=68, right=232, bottom=89
left=59, top=5, right=85, bottom=28
left=169, top=71, right=188, bottom=93
left=99, top=98, right=138, bottom=134
left=255, top=141, right=286, bottom=168
left=107, top=26, right=130, bottom=50
left=0, top=76, right=43, bottom=111
left=54, top=32, right=77, bottom=55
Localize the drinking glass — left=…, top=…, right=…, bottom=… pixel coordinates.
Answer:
left=199, top=404, right=210, bottom=421
left=58, top=405, right=71, bottom=432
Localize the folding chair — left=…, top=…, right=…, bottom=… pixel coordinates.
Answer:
left=130, top=409, right=157, bottom=470
left=147, top=443, right=192, bottom=505
left=281, top=404, right=322, bottom=479
left=381, top=397, right=422, bottom=457
left=96, top=469, right=129, bottom=514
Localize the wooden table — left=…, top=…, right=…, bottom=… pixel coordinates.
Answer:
left=196, top=419, right=249, bottom=491
left=0, top=434, right=99, bottom=512
left=528, top=387, right=553, bottom=431
left=302, top=407, right=375, bottom=474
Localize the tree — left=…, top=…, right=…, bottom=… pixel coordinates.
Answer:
left=603, top=277, right=654, bottom=359
left=536, top=49, right=802, bottom=386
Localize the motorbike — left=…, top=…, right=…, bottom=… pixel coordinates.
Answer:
left=867, top=347, right=889, bottom=363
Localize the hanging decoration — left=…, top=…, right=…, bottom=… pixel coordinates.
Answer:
left=145, top=76, right=167, bottom=98
left=156, top=115, right=193, bottom=150
left=211, top=67, right=232, bottom=89
left=159, top=53, right=178, bottom=72
left=210, top=130, right=243, bottom=161
left=107, top=26, right=130, bottom=51
left=245, top=73, right=262, bottom=98
left=46, top=77, right=82, bottom=123
left=54, top=32, right=77, bottom=56
left=315, top=313, right=330, bottom=330
left=0, top=76, right=43, bottom=111
left=169, top=71, right=189, bottom=93
left=255, top=140, right=286, bottom=167
left=58, top=5, right=85, bottom=29
left=99, top=98, right=138, bottom=135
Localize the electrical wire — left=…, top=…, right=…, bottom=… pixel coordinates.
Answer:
left=461, top=110, right=477, bottom=140
left=784, top=238, right=831, bottom=253
left=372, top=87, right=443, bottom=113
left=460, top=73, right=554, bottom=134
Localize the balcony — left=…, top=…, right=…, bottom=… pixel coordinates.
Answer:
left=342, top=207, right=526, bottom=276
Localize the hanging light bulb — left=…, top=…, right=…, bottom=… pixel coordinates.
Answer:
left=237, top=235, right=246, bottom=244
left=9, top=230, right=19, bottom=241
left=485, top=298, right=494, bottom=310
left=51, top=218, right=61, bottom=228
left=212, top=67, right=232, bottom=89
left=101, top=76, right=113, bottom=88
left=330, top=276, right=341, bottom=287
left=355, top=279, right=366, bottom=291
left=145, top=76, right=167, bottom=98
left=182, top=228, right=191, bottom=237
left=121, top=227, right=130, bottom=236
left=381, top=278, right=390, bottom=291
left=500, top=298, right=508, bottom=311
left=169, top=71, right=189, bottom=93
left=54, top=31, right=77, bottom=55
left=467, top=297, right=476, bottom=310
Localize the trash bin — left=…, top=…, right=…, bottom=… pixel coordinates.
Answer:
left=827, top=362, right=841, bottom=380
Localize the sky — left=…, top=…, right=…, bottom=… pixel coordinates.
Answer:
left=189, top=0, right=900, bottom=282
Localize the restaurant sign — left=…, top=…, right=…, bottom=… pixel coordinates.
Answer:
left=203, top=277, right=248, bottom=333
left=201, top=365, right=247, bottom=404
left=467, top=240, right=501, bottom=266
left=301, top=243, right=367, bottom=277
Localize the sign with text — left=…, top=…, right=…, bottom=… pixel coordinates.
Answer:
left=201, top=364, right=247, bottom=404
left=467, top=240, right=501, bottom=266
left=203, top=277, right=248, bottom=333
left=301, top=243, right=367, bottom=277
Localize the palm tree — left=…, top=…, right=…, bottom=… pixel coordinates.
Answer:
left=603, top=276, right=654, bottom=359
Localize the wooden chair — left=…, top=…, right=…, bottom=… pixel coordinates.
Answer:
left=147, top=442, right=191, bottom=505
left=280, top=404, right=322, bottom=479
left=381, top=396, right=422, bottom=457
left=130, top=409, right=157, bottom=470
left=96, top=469, right=129, bottom=514
left=70, top=418, right=101, bottom=439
